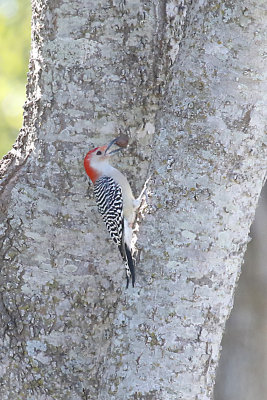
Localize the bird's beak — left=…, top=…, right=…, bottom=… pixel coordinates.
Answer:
left=105, top=139, right=123, bottom=156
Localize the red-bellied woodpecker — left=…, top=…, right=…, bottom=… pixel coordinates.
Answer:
left=84, top=139, right=144, bottom=288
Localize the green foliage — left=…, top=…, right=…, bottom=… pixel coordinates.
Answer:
left=0, top=0, right=31, bottom=158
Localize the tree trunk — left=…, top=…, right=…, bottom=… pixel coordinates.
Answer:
left=214, top=184, right=267, bottom=400
left=0, top=1, right=266, bottom=399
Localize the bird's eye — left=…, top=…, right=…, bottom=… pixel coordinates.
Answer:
left=96, top=151, right=102, bottom=155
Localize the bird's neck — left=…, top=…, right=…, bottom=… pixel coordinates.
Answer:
left=84, top=164, right=100, bottom=183
left=84, top=157, right=114, bottom=184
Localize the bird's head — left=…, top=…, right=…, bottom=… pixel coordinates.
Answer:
left=84, top=139, right=122, bottom=183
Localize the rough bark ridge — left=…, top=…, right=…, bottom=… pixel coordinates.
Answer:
left=0, top=0, right=266, bottom=399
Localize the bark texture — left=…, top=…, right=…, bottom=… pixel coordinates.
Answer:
left=214, top=185, right=267, bottom=400
left=0, top=0, right=266, bottom=399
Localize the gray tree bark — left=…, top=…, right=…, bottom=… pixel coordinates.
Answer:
left=0, top=1, right=266, bottom=399
left=214, top=185, right=267, bottom=400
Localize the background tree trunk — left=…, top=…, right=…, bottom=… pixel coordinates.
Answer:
left=214, top=184, right=267, bottom=400
left=0, top=1, right=266, bottom=399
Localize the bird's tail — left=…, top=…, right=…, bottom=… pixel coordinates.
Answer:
left=118, top=243, right=135, bottom=288
left=125, top=244, right=135, bottom=288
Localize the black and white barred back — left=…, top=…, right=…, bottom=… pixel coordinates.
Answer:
left=94, top=176, right=123, bottom=245
left=94, top=176, right=135, bottom=287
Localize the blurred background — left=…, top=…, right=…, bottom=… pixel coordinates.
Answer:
left=214, top=184, right=267, bottom=400
left=0, top=0, right=31, bottom=158
left=0, top=1, right=266, bottom=399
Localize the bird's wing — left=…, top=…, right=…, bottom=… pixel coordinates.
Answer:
left=93, top=176, right=123, bottom=246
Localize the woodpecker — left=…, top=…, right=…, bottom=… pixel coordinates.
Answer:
left=84, top=139, right=142, bottom=288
